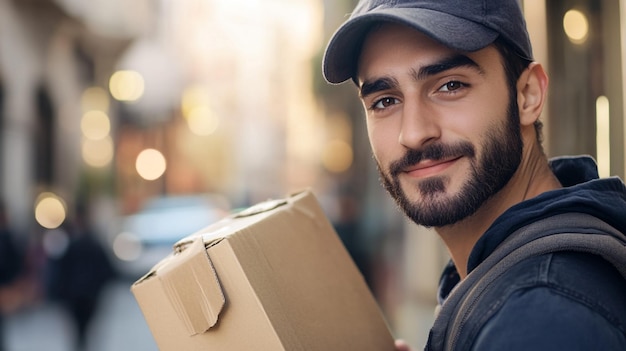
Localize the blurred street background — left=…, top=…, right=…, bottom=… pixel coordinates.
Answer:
left=4, top=279, right=157, bottom=351
left=1, top=0, right=625, bottom=350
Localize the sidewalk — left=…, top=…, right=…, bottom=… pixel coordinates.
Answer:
left=3, top=279, right=157, bottom=351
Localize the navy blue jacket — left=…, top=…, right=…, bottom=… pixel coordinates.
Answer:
left=429, top=156, right=626, bottom=350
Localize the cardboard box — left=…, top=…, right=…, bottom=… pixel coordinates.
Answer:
left=131, top=189, right=396, bottom=350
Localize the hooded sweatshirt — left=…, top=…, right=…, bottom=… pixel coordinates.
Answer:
left=431, top=156, right=626, bottom=351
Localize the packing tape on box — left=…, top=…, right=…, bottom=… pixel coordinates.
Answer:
left=159, top=238, right=225, bottom=335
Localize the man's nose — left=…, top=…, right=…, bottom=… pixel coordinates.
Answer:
left=398, top=99, right=441, bottom=149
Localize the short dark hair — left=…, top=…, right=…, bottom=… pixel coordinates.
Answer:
left=493, top=38, right=544, bottom=146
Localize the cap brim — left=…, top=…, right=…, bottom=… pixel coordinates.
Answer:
left=322, top=8, right=499, bottom=84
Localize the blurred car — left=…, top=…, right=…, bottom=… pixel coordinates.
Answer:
left=111, top=194, right=230, bottom=279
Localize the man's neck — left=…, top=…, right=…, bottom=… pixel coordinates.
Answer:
left=436, top=145, right=562, bottom=279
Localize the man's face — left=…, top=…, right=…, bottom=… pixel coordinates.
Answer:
left=357, top=23, right=523, bottom=227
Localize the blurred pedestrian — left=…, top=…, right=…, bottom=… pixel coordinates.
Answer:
left=47, top=204, right=116, bottom=351
left=0, top=202, right=23, bottom=351
left=323, top=0, right=626, bottom=350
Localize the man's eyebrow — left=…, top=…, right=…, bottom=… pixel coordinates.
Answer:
left=359, top=77, right=399, bottom=99
left=414, top=54, right=483, bottom=80
left=359, top=54, right=482, bottom=98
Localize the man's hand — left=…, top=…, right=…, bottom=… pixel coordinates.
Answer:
left=395, top=339, right=413, bottom=351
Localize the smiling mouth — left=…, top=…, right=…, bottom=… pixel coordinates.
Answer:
left=403, top=156, right=463, bottom=178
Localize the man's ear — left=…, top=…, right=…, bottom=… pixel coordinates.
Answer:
left=517, top=62, right=548, bottom=127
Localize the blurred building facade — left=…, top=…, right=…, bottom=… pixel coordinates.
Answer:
left=1, top=0, right=626, bottom=348
left=0, top=0, right=328, bottom=232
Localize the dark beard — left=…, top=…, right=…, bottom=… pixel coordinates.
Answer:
left=378, top=99, right=523, bottom=227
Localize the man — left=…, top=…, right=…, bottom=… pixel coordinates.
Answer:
left=0, top=202, right=22, bottom=351
left=322, top=1, right=626, bottom=350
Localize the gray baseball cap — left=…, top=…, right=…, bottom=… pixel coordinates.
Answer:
left=323, top=0, right=533, bottom=84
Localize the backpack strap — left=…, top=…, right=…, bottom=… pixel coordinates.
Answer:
left=427, top=213, right=626, bottom=351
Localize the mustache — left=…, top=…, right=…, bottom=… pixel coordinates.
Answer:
left=389, top=142, right=476, bottom=177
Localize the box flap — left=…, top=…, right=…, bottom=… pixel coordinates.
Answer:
left=159, top=238, right=225, bottom=336
left=173, top=197, right=291, bottom=251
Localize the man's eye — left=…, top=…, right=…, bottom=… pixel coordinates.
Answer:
left=438, top=81, right=465, bottom=92
left=372, top=97, right=399, bottom=109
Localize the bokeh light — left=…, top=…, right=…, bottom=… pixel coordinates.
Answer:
left=136, top=148, right=167, bottom=180
left=42, top=228, right=70, bottom=259
left=34, top=192, right=67, bottom=229
left=81, top=86, right=110, bottom=113
left=563, top=9, right=589, bottom=44
left=109, top=70, right=145, bottom=102
left=596, top=96, right=610, bottom=178
left=82, top=136, right=114, bottom=168
left=81, top=110, right=111, bottom=140
left=112, top=232, right=143, bottom=262
left=187, top=106, right=220, bottom=136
